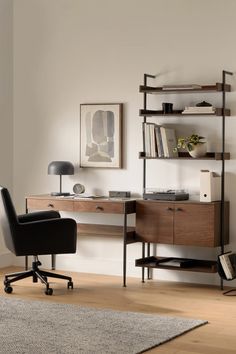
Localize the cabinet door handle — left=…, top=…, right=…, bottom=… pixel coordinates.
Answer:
left=176, top=207, right=183, bottom=211
left=96, top=206, right=104, bottom=211
left=48, top=203, right=54, bottom=208
left=167, top=207, right=173, bottom=211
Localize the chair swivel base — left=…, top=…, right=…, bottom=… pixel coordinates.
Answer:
left=4, top=260, right=74, bottom=295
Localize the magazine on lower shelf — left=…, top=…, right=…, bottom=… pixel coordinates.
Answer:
left=218, top=252, right=236, bottom=280
left=158, top=258, right=197, bottom=268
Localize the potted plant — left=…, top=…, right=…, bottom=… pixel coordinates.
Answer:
left=174, top=134, right=207, bottom=158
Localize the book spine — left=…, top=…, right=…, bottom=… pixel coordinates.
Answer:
left=155, top=125, right=164, bottom=157
left=144, top=123, right=151, bottom=157
left=160, top=127, right=168, bottom=157
left=149, top=124, right=157, bottom=157
left=224, top=254, right=235, bottom=277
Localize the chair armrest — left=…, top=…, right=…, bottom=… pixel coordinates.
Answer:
left=16, top=218, right=77, bottom=256
left=18, top=210, right=60, bottom=223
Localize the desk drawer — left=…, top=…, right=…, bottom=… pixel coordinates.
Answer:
left=73, top=201, right=124, bottom=214
left=27, top=198, right=74, bottom=212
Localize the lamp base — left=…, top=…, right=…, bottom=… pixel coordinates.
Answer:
left=50, top=192, right=71, bottom=196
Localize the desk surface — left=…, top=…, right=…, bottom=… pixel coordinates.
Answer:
left=26, top=194, right=136, bottom=202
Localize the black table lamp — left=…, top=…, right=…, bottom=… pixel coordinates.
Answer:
left=48, top=161, right=74, bottom=196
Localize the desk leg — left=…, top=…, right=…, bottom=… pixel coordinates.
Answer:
left=25, top=201, right=28, bottom=270
left=142, top=242, right=145, bottom=283
left=147, top=243, right=151, bottom=279
left=123, top=212, right=127, bottom=287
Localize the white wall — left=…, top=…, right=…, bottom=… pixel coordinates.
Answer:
left=0, top=0, right=13, bottom=265
left=12, top=0, right=236, bottom=285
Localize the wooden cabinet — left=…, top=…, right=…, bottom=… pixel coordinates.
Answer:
left=136, top=200, right=229, bottom=248
left=136, top=201, right=173, bottom=244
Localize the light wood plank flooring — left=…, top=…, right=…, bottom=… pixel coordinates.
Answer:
left=0, top=267, right=236, bottom=354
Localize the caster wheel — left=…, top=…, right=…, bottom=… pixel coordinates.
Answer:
left=45, top=288, right=53, bottom=295
left=4, top=286, right=13, bottom=294
left=67, top=281, right=73, bottom=289
left=4, top=279, right=9, bottom=286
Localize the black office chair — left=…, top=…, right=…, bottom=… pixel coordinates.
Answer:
left=0, top=186, right=77, bottom=295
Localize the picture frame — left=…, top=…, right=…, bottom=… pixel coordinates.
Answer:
left=80, top=103, right=123, bottom=168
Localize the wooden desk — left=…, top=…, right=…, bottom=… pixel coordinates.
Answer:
left=25, top=195, right=137, bottom=286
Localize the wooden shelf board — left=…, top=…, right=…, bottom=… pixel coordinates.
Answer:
left=139, top=83, right=231, bottom=94
left=135, top=256, right=217, bottom=273
left=77, top=223, right=137, bottom=240
left=139, top=108, right=231, bottom=117
left=139, top=152, right=230, bottom=160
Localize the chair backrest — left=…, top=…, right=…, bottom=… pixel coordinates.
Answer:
left=0, top=186, right=19, bottom=254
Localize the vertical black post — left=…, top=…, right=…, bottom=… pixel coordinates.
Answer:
left=220, top=70, right=233, bottom=290
left=142, top=242, right=145, bottom=283
left=25, top=198, right=28, bottom=270
left=143, top=74, right=156, bottom=194
left=143, top=74, right=156, bottom=281
left=143, top=74, right=147, bottom=193
left=123, top=207, right=128, bottom=287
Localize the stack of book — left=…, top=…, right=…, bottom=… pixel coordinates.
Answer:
left=143, top=123, right=178, bottom=158
left=218, top=252, right=236, bottom=280
left=182, top=106, right=216, bottom=114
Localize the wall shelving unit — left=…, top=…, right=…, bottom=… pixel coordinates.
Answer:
left=136, top=70, right=233, bottom=288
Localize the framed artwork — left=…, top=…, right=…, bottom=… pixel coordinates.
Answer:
left=80, top=103, right=123, bottom=168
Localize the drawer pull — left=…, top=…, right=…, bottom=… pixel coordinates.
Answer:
left=48, top=203, right=54, bottom=208
left=96, top=206, right=104, bottom=211
left=176, top=208, right=183, bottom=211
left=167, top=207, right=173, bottom=211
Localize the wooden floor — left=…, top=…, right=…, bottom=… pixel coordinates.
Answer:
left=1, top=267, right=236, bottom=354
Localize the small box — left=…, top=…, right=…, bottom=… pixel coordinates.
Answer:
left=109, top=191, right=131, bottom=198
left=200, top=170, right=221, bottom=202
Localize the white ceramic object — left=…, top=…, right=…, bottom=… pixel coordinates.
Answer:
left=189, top=143, right=207, bottom=158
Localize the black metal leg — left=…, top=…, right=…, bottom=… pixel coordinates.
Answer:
left=39, top=269, right=72, bottom=282
left=123, top=212, right=128, bottom=287
left=221, top=277, right=224, bottom=290
left=147, top=243, right=153, bottom=279
left=142, top=242, right=145, bottom=283
left=223, top=288, right=236, bottom=295
left=4, top=262, right=73, bottom=293
left=5, top=270, right=34, bottom=284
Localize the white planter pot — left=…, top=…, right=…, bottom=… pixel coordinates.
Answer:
left=189, top=143, right=207, bottom=158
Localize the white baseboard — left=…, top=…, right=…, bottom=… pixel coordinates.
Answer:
left=0, top=251, right=13, bottom=268
left=10, top=253, right=221, bottom=286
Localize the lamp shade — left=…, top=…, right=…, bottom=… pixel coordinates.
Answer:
left=48, top=161, right=74, bottom=175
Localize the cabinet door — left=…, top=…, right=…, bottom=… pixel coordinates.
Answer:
left=136, top=201, right=174, bottom=244
left=174, top=203, right=227, bottom=247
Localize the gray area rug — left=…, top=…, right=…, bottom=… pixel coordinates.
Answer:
left=0, top=296, right=207, bottom=354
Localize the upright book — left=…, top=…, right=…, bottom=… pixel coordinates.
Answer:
left=219, top=252, right=236, bottom=280
left=154, top=124, right=164, bottom=157
left=160, top=127, right=178, bottom=158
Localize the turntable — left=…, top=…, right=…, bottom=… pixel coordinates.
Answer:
left=143, top=189, right=189, bottom=201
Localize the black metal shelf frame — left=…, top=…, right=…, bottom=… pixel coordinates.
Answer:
left=140, top=70, right=233, bottom=287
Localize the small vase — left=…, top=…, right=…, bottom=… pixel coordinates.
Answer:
left=188, top=143, right=207, bottom=158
